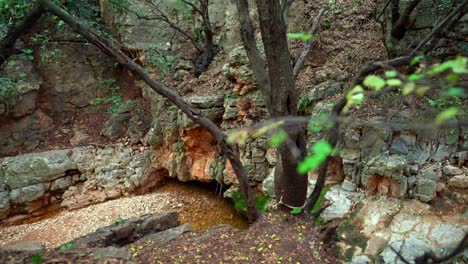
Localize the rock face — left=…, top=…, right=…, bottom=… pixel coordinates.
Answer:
left=381, top=0, right=468, bottom=56
left=69, top=211, right=181, bottom=248
left=0, top=145, right=164, bottom=220
left=335, top=196, right=467, bottom=264
left=0, top=41, right=115, bottom=156
left=318, top=114, right=468, bottom=203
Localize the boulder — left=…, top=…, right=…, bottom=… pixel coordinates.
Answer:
left=9, top=183, right=46, bottom=204
left=0, top=241, right=45, bottom=254
left=1, top=150, right=74, bottom=189
left=92, top=246, right=133, bottom=261
left=442, top=165, right=463, bottom=176
left=447, top=175, right=468, bottom=189
left=102, top=112, right=132, bottom=141
left=70, top=211, right=180, bottom=248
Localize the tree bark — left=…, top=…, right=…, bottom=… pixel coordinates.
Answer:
left=255, top=0, right=308, bottom=207
left=235, top=0, right=272, bottom=111
left=0, top=4, right=45, bottom=68
left=38, top=0, right=259, bottom=221
left=391, top=0, right=422, bottom=41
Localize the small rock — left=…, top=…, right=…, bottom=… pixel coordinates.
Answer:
left=0, top=241, right=45, bottom=254
left=447, top=175, right=468, bottom=189
left=436, top=182, right=446, bottom=193
left=442, top=165, right=463, bottom=176
left=341, top=180, right=357, bottom=192
left=352, top=255, right=371, bottom=264
left=92, top=246, right=132, bottom=260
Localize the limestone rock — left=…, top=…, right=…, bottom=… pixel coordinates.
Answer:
left=70, top=211, right=180, bottom=248
left=132, top=224, right=193, bottom=245
left=442, top=165, right=463, bottom=176
left=0, top=241, right=45, bottom=254
left=92, top=246, right=132, bottom=260
left=351, top=255, right=371, bottom=264
left=261, top=168, right=275, bottom=198
left=1, top=150, right=74, bottom=189
left=102, top=113, right=131, bottom=141
left=0, top=191, right=10, bottom=219
left=189, top=95, right=225, bottom=109
left=9, top=184, right=45, bottom=204
left=447, top=175, right=468, bottom=189
left=321, top=186, right=355, bottom=222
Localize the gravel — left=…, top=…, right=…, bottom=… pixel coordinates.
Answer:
left=0, top=192, right=177, bottom=249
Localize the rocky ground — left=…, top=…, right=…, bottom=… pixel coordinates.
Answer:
left=0, top=181, right=247, bottom=249
left=0, top=210, right=337, bottom=264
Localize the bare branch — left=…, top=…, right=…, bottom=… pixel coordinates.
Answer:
left=181, top=0, right=203, bottom=16
left=411, top=0, right=468, bottom=55
left=111, top=0, right=202, bottom=51
left=292, top=8, right=325, bottom=81
left=377, top=0, right=392, bottom=20
left=303, top=55, right=411, bottom=213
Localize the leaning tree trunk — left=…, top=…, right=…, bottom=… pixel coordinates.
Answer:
left=38, top=0, right=259, bottom=221
left=194, top=3, right=216, bottom=76
left=0, top=4, right=44, bottom=67
left=255, top=0, right=308, bottom=207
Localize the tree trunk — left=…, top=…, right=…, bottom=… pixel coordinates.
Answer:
left=0, top=4, right=44, bottom=67
left=255, top=0, right=308, bottom=207
left=391, top=0, right=422, bottom=41
left=194, top=6, right=216, bottom=76
left=38, top=0, right=259, bottom=221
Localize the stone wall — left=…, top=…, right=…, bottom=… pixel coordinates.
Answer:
left=0, top=145, right=163, bottom=221
left=381, top=0, right=468, bottom=56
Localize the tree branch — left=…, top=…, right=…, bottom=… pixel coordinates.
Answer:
left=0, top=4, right=45, bottom=67
left=411, top=0, right=468, bottom=55
left=113, top=0, right=203, bottom=51
left=303, top=55, right=411, bottom=213
left=292, top=8, right=325, bottom=81
left=38, top=0, right=259, bottom=222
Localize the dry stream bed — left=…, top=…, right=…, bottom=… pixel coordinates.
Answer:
left=0, top=181, right=248, bottom=249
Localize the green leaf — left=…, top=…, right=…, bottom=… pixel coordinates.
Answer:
left=297, top=140, right=333, bottom=174
left=308, top=113, right=334, bottom=133
left=252, top=121, right=283, bottom=138
left=344, top=85, right=365, bottom=111
left=402, top=82, right=415, bottom=96
left=312, top=140, right=333, bottom=155
left=443, top=87, right=465, bottom=98
left=31, top=255, right=43, bottom=264
left=290, top=207, right=302, bottom=215
left=410, top=55, right=424, bottom=66
left=408, top=73, right=425, bottom=81
left=445, top=73, right=459, bottom=84
left=227, top=130, right=248, bottom=145
left=451, top=56, right=468, bottom=74
left=435, top=107, right=459, bottom=125
left=21, top=48, right=33, bottom=54
left=287, top=33, right=312, bottom=41
left=428, top=60, right=455, bottom=75
left=269, top=130, right=287, bottom=147
left=386, top=78, right=402, bottom=86
left=384, top=71, right=398, bottom=78
left=363, top=75, right=386, bottom=91
left=415, top=86, right=430, bottom=96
